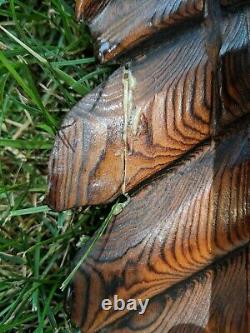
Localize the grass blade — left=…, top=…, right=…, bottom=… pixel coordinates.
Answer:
left=10, top=205, right=51, bottom=216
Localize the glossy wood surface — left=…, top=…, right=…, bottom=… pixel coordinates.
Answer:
left=86, top=0, right=204, bottom=63
left=47, top=2, right=250, bottom=332
left=47, top=6, right=250, bottom=210
left=70, top=126, right=249, bottom=332
left=76, top=0, right=250, bottom=63
left=75, top=0, right=112, bottom=21
left=96, top=246, right=249, bottom=332
left=48, top=70, right=125, bottom=210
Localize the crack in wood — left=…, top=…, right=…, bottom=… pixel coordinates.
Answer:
left=122, top=64, right=137, bottom=194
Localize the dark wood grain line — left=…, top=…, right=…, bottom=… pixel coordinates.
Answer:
left=221, top=0, right=250, bottom=7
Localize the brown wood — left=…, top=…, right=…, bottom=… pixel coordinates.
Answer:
left=47, top=6, right=250, bottom=211
left=76, top=0, right=250, bottom=63
left=81, top=0, right=205, bottom=63
left=47, top=1, right=250, bottom=332
left=76, top=0, right=112, bottom=21
left=91, top=246, right=249, bottom=333
left=221, top=0, right=250, bottom=6
left=47, top=70, right=125, bottom=210
left=70, top=126, right=249, bottom=332
left=220, top=10, right=250, bottom=126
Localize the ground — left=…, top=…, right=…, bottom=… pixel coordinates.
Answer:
left=0, top=1, right=113, bottom=331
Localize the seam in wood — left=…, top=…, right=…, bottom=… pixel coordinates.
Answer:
left=204, top=0, right=222, bottom=138
left=122, top=64, right=136, bottom=194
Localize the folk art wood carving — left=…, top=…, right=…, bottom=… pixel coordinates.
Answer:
left=47, top=1, right=250, bottom=332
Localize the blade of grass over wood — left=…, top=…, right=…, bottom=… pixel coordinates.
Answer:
left=61, top=196, right=130, bottom=291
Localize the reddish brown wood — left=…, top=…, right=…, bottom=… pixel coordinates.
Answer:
left=76, top=0, right=250, bottom=63
left=89, top=246, right=249, bottom=333
left=47, top=6, right=250, bottom=211
left=75, top=0, right=112, bottom=21
left=220, top=9, right=250, bottom=125
left=70, top=127, right=249, bottom=332
left=47, top=71, right=124, bottom=210
left=47, top=2, right=250, bottom=332
left=86, top=0, right=205, bottom=63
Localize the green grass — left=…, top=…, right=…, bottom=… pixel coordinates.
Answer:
left=0, top=1, right=115, bottom=331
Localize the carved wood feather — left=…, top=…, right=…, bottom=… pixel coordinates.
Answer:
left=70, top=126, right=249, bottom=332
left=47, top=1, right=250, bottom=332
left=48, top=4, right=249, bottom=210
left=90, top=246, right=249, bottom=332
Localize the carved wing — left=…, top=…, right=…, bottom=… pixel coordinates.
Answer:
left=47, top=1, right=249, bottom=332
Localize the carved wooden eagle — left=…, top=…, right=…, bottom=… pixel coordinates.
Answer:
left=47, top=0, right=249, bottom=332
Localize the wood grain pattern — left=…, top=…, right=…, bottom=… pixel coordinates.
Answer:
left=47, top=70, right=125, bottom=211
left=70, top=126, right=250, bottom=332
left=123, top=9, right=249, bottom=191
left=96, top=246, right=249, bottom=333
left=77, top=0, right=250, bottom=63
left=86, top=0, right=205, bottom=63
left=47, top=7, right=250, bottom=211
left=48, top=2, right=250, bottom=332
left=219, top=9, right=250, bottom=126
left=76, top=0, right=112, bottom=21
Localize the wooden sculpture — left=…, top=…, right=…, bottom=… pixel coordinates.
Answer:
left=47, top=0, right=249, bottom=332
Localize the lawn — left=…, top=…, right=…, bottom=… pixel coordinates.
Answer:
left=0, top=1, right=114, bottom=331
